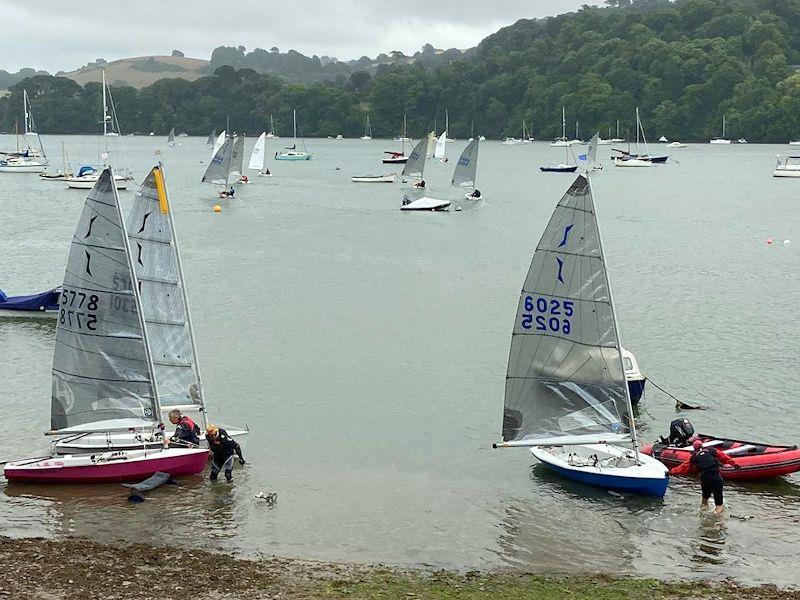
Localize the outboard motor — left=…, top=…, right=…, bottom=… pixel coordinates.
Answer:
left=668, top=418, right=695, bottom=446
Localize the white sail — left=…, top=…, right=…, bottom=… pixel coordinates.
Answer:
left=202, top=138, right=234, bottom=185
left=211, top=130, right=226, bottom=159
left=425, top=131, right=436, bottom=158
left=434, top=131, right=448, bottom=159
left=230, top=135, right=245, bottom=176
left=23, top=89, right=37, bottom=136
left=249, top=132, right=266, bottom=170
left=452, top=139, right=479, bottom=187
left=126, top=166, right=205, bottom=416
left=51, top=169, right=159, bottom=432
left=167, top=127, right=175, bottom=144
left=502, top=175, right=634, bottom=447
left=206, top=129, right=216, bottom=145
left=401, top=138, right=428, bottom=178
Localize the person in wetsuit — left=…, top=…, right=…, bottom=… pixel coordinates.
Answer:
left=669, top=439, right=739, bottom=514
left=166, top=409, right=201, bottom=447
left=205, top=425, right=245, bottom=482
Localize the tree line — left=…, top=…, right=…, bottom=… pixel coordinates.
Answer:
left=4, top=0, right=800, bottom=142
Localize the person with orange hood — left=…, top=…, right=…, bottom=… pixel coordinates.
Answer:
left=205, top=425, right=245, bottom=482
left=669, top=439, right=740, bottom=514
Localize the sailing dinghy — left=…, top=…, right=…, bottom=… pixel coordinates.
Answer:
left=400, top=138, right=450, bottom=211
left=202, top=136, right=235, bottom=197
left=452, top=139, right=481, bottom=200
left=249, top=132, right=270, bottom=176
left=493, top=174, right=668, bottom=496
left=3, top=168, right=209, bottom=483
left=542, top=107, right=578, bottom=172
left=167, top=127, right=177, bottom=147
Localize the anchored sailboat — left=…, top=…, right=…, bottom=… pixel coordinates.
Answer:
left=710, top=115, right=731, bottom=144
left=361, top=115, right=373, bottom=140
left=0, top=90, right=48, bottom=172
left=542, top=107, right=577, bottom=173
left=275, top=110, right=313, bottom=160
left=493, top=173, right=668, bottom=496
left=64, top=70, right=131, bottom=189
left=612, top=107, right=667, bottom=166
left=384, top=113, right=410, bottom=164
left=266, top=114, right=279, bottom=139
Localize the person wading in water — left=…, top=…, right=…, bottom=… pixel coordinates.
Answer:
left=670, top=439, right=740, bottom=514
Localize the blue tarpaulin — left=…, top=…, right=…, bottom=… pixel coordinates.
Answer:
left=0, top=288, right=60, bottom=312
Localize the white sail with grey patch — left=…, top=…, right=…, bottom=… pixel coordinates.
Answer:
left=127, top=165, right=205, bottom=419
left=452, top=139, right=479, bottom=188
left=51, top=168, right=159, bottom=432
left=502, top=175, right=633, bottom=447
left=230, top=135, right=245, bottom=177
left=249, top=132, right=266, bottom=170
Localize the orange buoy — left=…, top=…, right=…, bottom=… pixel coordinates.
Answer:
left=213, top=205, right=222, bottom=213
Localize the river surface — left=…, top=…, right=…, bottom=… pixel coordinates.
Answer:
left=1, top=134, right=799, bottom=586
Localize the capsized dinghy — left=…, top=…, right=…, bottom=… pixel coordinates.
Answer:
left=0, top=288, right=59, bottom=318
left=493, top=173, right=668, bottom=497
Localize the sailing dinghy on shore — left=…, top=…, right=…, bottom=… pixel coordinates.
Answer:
left=493, top=173, right=668, bottom=497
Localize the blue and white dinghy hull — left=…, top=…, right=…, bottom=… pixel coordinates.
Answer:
left=531, top=443, right=668, bottom=497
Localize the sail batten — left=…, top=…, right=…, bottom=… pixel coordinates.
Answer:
left=502, top=175, right=633, bottom=446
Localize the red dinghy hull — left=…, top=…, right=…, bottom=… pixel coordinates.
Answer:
left=642, top=434, right=800, bottom=481
left=3, top=448, right=209, bottom=484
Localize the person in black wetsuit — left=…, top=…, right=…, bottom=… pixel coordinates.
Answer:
left=166, top=409, right=200, bottom=447
left=670, top=439, right=739, bottom=514
left=205, top=425, right=245, bottom=482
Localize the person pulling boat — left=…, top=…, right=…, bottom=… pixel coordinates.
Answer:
left=669, top=439, right=740, bottom=514
left=167, top=409, right=201, bottom=447
left=206, top=425, right=245, bottom=482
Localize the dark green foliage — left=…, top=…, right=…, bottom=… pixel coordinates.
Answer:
left=5, top=0, right=800, bottom=140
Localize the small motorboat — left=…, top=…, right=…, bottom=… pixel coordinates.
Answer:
left=66, top=166, right=129, bottom=190
left=351, top=174, right=396, bottom=183
left=773, top=155, right=800, bottom=178
left=382, top=151, right=408, bottom=164
left=3, top=448, right=209, bottom=484
left=540, top=164, right=577, bottom=173
left=0, top=287, right=59, bottom=318
left=643, top=419, right=800, bottom=480
left=622, top=347, right=645, bottom=406
left=400, top=195, right=450, bottom=211
left=789, top=140, right=800, bottom=146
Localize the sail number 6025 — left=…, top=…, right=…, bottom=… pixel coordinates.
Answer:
left=521, top=296, right=573, bottom=334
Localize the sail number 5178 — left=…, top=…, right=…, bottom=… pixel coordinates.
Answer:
left=521, top=296, right=573, bottom=334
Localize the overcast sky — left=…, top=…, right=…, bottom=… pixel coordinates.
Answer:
left=3, top=1, right=597, bottom=73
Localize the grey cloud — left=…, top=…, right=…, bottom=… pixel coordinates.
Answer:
left=1, top=0, right=594, bottom=72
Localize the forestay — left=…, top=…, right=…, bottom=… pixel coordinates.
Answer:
left=201, top=138, right=233, bottom=186
left=249, top=132, right=266, bottom=170
left=502, top=175, right=633, bottom=447
left=51, top=169, right=158, bottom=431
left=452, top=139, right=479, bottom=187
left=401, top=138, right=427, bottom=178
left=127, top=166, right=204, bottom=415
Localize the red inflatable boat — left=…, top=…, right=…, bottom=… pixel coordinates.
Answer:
left=642, top=434, right=800, bottom=481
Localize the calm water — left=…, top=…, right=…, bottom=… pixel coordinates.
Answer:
left=1, top=135, right=799, bottom=585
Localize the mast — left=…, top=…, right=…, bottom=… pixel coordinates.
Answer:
left=402, top=112, right=407, bottom=154
left=562, top=107, right=568, bottom=162
left=722, top=114, right=726, bottom=138
left=155, top=164, right=207, bottom=428
left=585, top=174, right=640, bottom=458
left=616, top=119, right=620, bottom=139
left=293, top=109, right=297, bottom=142
left=635, top=107, right=640, bottom=152
left=102, top=71, right=108, bottom=138
left=23, top=90, right=29, bottom=135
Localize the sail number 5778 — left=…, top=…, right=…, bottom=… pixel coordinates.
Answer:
left=521, top=296, right=573, bottom=334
